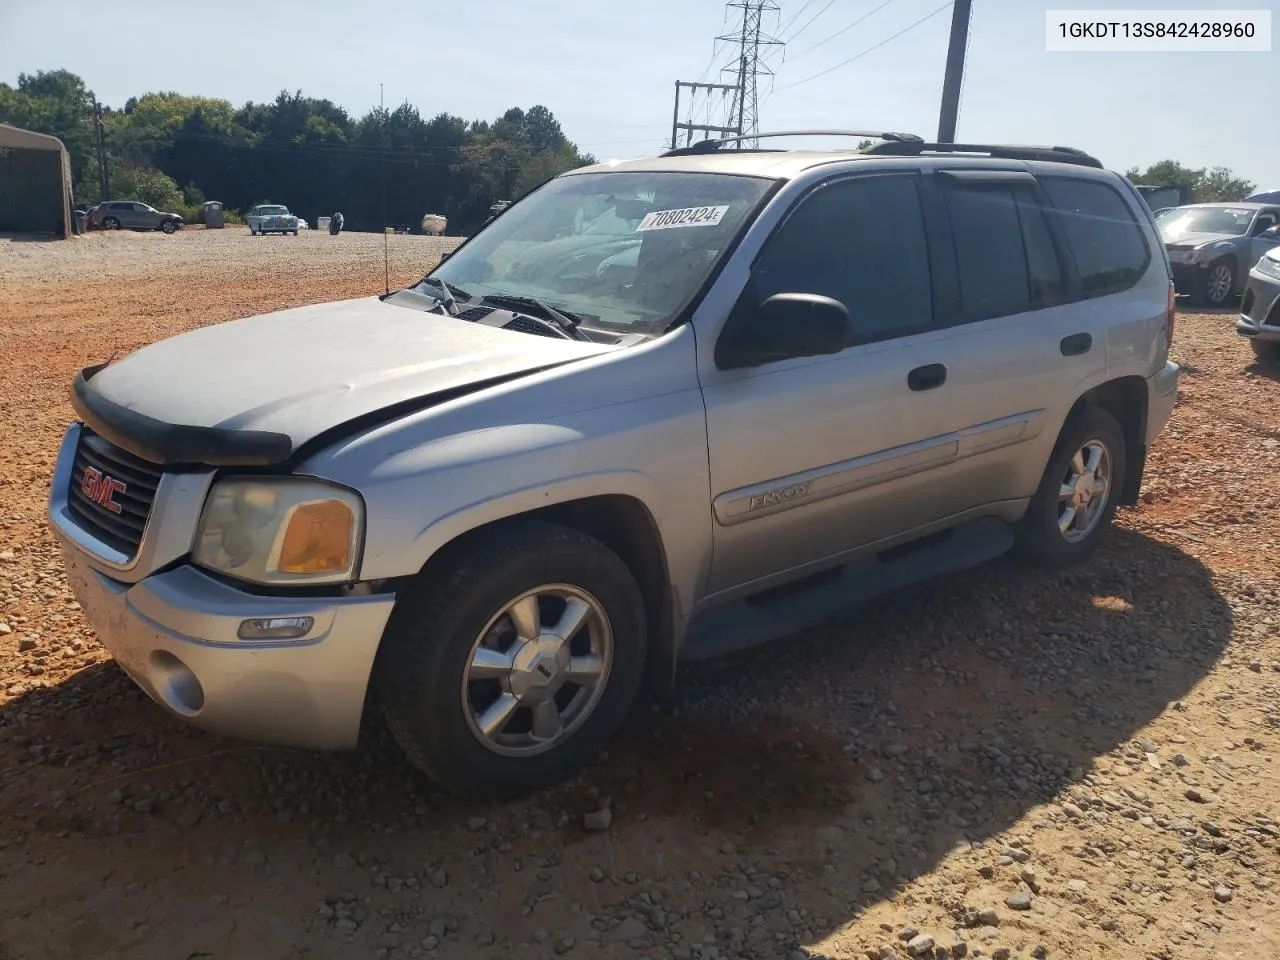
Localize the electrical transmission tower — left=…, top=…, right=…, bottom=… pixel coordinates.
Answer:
left=670, top=0, right=782, bottom=150
left=718, top=0, right=781, bottom=149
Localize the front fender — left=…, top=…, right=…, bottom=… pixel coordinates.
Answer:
left=396, top=468, right=663, bottom=569
left=296, top=336, right=713, bottom=633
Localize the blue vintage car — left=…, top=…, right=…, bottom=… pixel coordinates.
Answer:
left=247, top=204, right=300, bottom=236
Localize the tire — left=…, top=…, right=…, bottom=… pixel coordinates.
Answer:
left=1015, top=407, right=1127, bottom=569
left=377, top=520, right=647, bottom=797
left=103, top=217, right=120, bottom=230
left=1251, top=340, right=1280, bottom=364
left=291, top=230, right=298, bottom=236
left=1191, top=257, right=1236, bottom=308
left=250, top=226, right=258, bottom=236
left=161, top=220, right=178, bottom=234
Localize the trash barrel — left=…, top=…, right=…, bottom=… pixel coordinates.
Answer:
left=317, top=216, right=331, bottom=233
left=203, top=201, right=225, bottom=229
left=72, top=210, right=88, bottom=235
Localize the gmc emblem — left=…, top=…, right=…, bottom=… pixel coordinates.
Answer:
left=80, top=466, right=127, bottom=514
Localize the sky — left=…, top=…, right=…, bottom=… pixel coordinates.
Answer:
left=0, top=0, right=1275, bottom=190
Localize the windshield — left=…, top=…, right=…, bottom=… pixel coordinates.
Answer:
left=256, top=205, right=289, bottom=215
left=427, top=171, right=773, bottom=335
left=1160, top=206, right=1255, bottom=240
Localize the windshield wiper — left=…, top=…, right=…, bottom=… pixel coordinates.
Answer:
left=480, top=294, right=587, bottom=340
left=418, top=276, right=468, bottom=315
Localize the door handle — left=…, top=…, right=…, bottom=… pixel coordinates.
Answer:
left=907, top=363, right=947, bottom=392
left=1060, top=332, right=1092, bottom=357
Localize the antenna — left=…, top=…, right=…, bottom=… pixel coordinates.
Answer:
left=381, top=82, right=389, bottom=297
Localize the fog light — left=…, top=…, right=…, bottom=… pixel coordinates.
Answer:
left=237, top=616, right=315, bottom=640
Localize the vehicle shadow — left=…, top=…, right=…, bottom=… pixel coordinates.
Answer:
left=0, top=232, right=66, bottom=243
left=0, top=525, right=1232, bottom=960
left=1245, top=358, right=1280, bottom=383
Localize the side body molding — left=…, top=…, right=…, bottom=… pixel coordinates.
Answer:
left=713, top=409, right=1046, bottom=526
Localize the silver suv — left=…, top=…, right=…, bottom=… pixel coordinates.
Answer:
left=91, top=200, right=185, bottom=234
left=49, top=132, right=1179, bottom=796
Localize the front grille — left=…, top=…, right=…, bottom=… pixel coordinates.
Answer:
left=66, top=430, right=162, bottom=558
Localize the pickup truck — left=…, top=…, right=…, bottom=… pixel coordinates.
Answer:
left=247, top=204, right=299, bottom=236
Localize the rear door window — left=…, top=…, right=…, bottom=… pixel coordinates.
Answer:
left=1042, top=177, right=1149, bottom=298
left=942, top=182, right=1065, bottom=321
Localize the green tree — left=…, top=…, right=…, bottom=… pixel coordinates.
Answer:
left=1124, top=160, right=1255, bottom=204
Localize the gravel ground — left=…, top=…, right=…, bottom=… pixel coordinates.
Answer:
left=1, top=232, right=1277, bottom=960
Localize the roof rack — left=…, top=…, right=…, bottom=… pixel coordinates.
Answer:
left=860, top=140, right=1103, bottom=168
left=660, top=129, right=923, bottom=158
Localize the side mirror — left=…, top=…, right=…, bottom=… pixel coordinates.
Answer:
left=1263, top=225, right=1280, bottom=240
left=716, top=292, right=854, bottom=369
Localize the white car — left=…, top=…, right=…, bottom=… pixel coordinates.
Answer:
left=247, top=204, right=299, bottom=236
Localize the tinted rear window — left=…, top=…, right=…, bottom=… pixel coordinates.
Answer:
left=1043, top=178, right=1149, bottom=298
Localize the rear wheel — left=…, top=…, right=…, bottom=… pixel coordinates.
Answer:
left=103, top=216, right=120, bottom=230
left=378, top=521, right=647, bottom=797
left=1015, top=407, right=1126, bottom=569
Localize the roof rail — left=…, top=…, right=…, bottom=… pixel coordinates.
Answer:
left=660, top=129, right=923, bottom=158
left=860, top=140, right=1103, bottom=168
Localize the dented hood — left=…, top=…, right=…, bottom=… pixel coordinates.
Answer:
left=72, top=296, right=611, bottom=466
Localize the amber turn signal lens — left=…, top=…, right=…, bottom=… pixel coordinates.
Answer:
left=277, top=500, right=355, bottom=574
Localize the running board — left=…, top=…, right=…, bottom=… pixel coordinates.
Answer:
left=679, top=517, right=1014, bottom=662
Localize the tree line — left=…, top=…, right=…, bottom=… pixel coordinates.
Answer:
left=0, top=69, right=595, bottom=235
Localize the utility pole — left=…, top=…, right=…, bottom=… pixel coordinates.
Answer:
left=936, top=0, right=973, bottom=143
left=669, top=0, right=780, bottom=151
left=718, top=0, right=781, bottom=149
left=93, top=99, right=109, bottom=201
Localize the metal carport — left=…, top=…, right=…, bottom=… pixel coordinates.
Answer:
left=0, top=122, right=74, bottom=237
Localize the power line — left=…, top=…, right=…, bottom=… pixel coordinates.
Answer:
left=781, top=0, right=843, bottom=43
left=777, top=0, right=953, bottom=91
left=788, top=0, right=903, bottom=59
left=775, top=0, right=821, bottom=36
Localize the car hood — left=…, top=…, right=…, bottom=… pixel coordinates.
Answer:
left=72, top=296, right=612, bottom=467
left=1162, top=231, right=1242, bottom=248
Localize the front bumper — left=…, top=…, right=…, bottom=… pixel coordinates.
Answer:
left=1236, top=269, right=1280, bottom=343
left=1169, top=262, right=1205, bottom=292
left=48, top=423, right=396, bottom=751
left=56, top=543, right=396, bottom=750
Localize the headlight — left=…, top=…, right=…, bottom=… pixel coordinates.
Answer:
left=1257, top=256, right=1280, bottom=280
left=193, top=478, right=364, bottom=585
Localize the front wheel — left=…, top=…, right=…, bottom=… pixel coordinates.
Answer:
left=377, top=521, right=647, bottom=797
left=1192, top=258, right=1236, bottom=308
left=1251, top=339, right=1280, bottom=364
left=1015, top=407, right=1127, bottom=569
left=103, top=216, right=120, bottom=230
left=161, top=220, right=178, bottom=234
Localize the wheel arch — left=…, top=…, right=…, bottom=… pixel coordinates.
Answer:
left=391, top=494, right=679, bottom=697
left=1058, top=375, right=1149, bottom=506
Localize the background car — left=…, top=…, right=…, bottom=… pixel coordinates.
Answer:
left=247, top=204, right=299, bottom=236
left=1160, top=202, right=1280, bottom=307
left=90, top=200, right=185, bottom=234
left=1237, top=246, right=1280, bottom=362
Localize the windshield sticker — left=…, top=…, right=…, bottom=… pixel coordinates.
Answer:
left=636, top=205, right=730, bottom=232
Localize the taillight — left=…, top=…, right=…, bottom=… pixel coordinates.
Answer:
left=1165, top=282, right=1176, bottom=347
